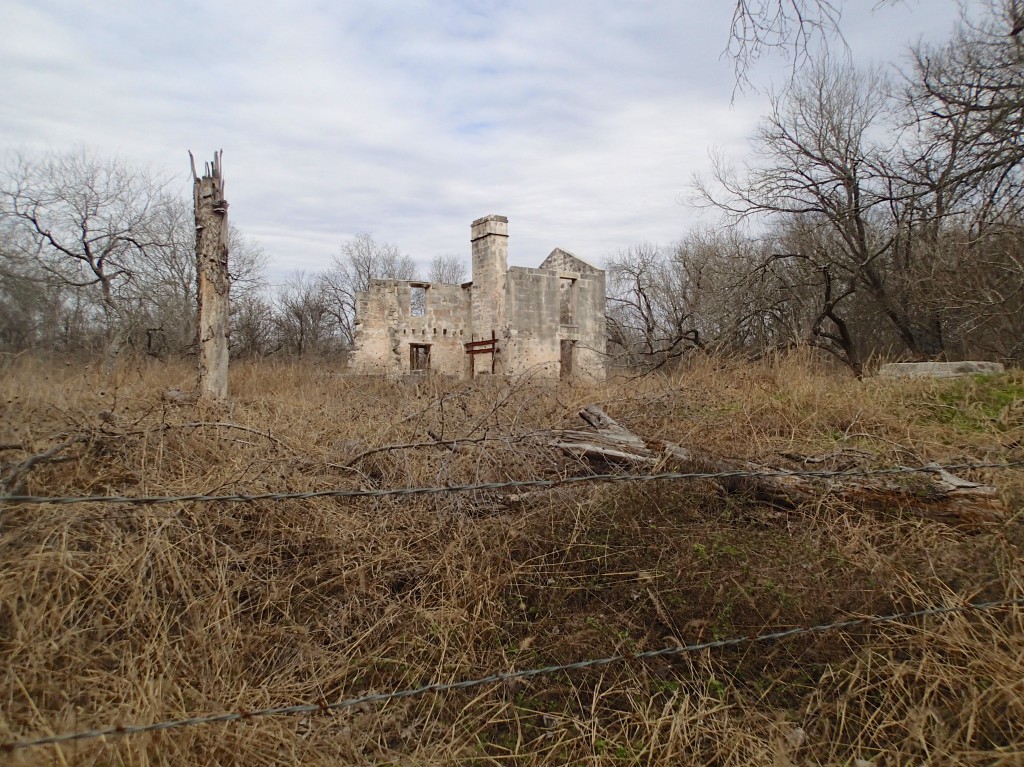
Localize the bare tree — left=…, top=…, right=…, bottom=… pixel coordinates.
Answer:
left=714, top=1, right=1024, bottom=365
left=0, top=150, right=173, bottom=362
left=0, top=242, right=67, bottom=352
left=138, top=196, right=267, bottom=357
left=905, top=2, right=1024, bottom=221
left=231, top=293, right=277, bottom=359
left=762, top=218, right=869, bottom=374
left=274, top=271, right=335, bottom=357
left=675, top=227, right=814, bottom=357
left=698, top=59, right=955, bottom=359
left=606, top=243, right=701, bottom=369
left=0, top=149, right=276, bottom=361
left=605, top=228, right=849, bottom=370
left=322, top=233, right=417, bottom=347
left=0, top=216, right=57, bottom=351
left=729, top=0, right=842, bottom=83
left=727, top=0, right=904, bottom=84
left=428, top=254, right=467, bottom=284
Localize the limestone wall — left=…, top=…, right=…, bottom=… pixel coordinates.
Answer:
left=571, top=269, right=607, bottom=382
left=540, top=247, right=602, bottom=276
left=351, top=280, right=471, bottom=377
left=350, top=216, right=606, bottom=382
left=538, top=248, right=607, bottom=382
left=504, top=266, right=561, bottom=377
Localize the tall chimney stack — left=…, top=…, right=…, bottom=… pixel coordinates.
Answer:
left=470, top=215, right=508, bottom=364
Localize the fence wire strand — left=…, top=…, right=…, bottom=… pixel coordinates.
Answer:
left=2, top=459, right=1022, bottom=750
left=1, top=461, right=1021, bottom=507
left=3, top=596, right=1022, bottom=752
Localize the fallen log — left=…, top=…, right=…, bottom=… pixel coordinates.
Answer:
left=543, top=405, right=1005, bottom=528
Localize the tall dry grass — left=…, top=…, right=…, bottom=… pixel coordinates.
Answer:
left=0, top=352, right=1021, bottom=765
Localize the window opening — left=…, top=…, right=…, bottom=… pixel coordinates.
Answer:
left=410, top=285, right=427, bottom=317
left=559, top=278, right=575, bottom=325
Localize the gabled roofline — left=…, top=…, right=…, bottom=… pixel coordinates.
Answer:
left=541, top=247, right=603, bottom=273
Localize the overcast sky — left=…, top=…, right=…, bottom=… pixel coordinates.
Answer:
left=0, top=0, right=967, bottom=281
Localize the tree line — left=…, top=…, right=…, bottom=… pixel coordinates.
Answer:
left=3, top=3, right=1020, bottom=372
left=0, top=151, right=465, bottom=361
left=608, top=2, right=1024, bottom=374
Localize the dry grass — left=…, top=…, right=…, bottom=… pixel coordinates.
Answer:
left=0, top=352, right=1022, bottom=766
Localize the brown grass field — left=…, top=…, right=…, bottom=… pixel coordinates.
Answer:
left=1, top=353, right=1022, bottom=766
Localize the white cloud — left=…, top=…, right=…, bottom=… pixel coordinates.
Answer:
left=0, top=0, right=966, bottom=278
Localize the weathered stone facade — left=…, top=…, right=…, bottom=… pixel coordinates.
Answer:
left=351, top=215, right=606, bottom=381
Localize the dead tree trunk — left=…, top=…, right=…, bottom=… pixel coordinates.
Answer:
left=191, top=151, right=230, bottom=403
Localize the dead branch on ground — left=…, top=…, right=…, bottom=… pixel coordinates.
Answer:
left=541, top=405, right=1006, bottom=528
left=1, top=434, right=90, bottom=496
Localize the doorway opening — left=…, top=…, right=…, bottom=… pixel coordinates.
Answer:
left=560, top=339, right=574, bottom=380
left=410, top=343, right=431, bottom=372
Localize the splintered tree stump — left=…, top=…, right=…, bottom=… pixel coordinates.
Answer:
left=543, top=405, right=1005, bottom=528
left=192, top=150, right=230, bottom=404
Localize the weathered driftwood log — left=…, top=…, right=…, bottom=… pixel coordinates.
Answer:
left=544, top=405, right=1004, bottom=528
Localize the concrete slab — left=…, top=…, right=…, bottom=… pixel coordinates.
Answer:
left=878, top=361, right=1005, bottom=378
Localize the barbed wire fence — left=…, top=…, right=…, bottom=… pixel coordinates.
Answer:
left=1, top=460, right=1022, bottom=507
left=3, top=596, right=1022, bottom=752
left=1, top=459, right=1023, bottom=752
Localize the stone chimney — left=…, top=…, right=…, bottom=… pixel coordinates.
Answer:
left=470, top=215, right=508, bottom=344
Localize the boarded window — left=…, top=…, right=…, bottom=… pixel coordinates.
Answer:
left=410, top=343, right=431, bottom=372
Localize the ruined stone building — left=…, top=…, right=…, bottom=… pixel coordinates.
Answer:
left=350, top=215, right=605, bottom=381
